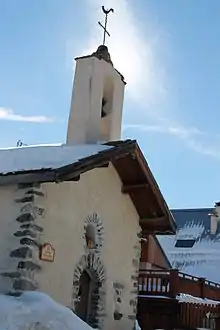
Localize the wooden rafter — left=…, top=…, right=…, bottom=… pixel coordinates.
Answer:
left=139, top=216, right=167, bottom=227
left=121, top=183, right=149, bottom=194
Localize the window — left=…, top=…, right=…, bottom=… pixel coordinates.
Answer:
left=175, top=239, right=196, bottom=248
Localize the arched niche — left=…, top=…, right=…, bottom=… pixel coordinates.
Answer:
left=83, top=213, right=104, bottom=251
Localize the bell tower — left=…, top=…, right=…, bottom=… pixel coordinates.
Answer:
left=66, top=6, right=126, bottom=145
left=66, top=45, right=126, bottom=145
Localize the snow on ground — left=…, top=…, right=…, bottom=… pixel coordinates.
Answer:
left=0, top=291, right=94, bottom=330
left=135, top=320, right=141, bottom=330
left=0, top=144, right=112, bottom=174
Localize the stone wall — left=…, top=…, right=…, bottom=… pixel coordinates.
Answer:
left=0, top=183, right=45, bottom=294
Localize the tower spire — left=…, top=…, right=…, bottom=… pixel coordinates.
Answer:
left=98, top=6, right=114, bottom=45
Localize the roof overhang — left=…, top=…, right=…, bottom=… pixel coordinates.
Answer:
left=108, top=141, right=176, bottom=234
left=0, top=140, right=176, bottom=234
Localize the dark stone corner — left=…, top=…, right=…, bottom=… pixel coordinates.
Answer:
left=114, top=311, right=123, bottom=321
left=10, top=246, right=33, bottom=259
left=13, top=278, right=37, bottom=291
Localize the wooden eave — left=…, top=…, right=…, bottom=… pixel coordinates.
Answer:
left=107, top=141, right=176, bottom=234
left=0, top=139, right=176, bottom=234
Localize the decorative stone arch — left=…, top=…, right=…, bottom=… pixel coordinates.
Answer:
left=83, top=213, right=104, bottom=251
left=72, top=252, right=106, bottom=329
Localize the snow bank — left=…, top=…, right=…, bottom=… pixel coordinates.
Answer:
left=0, top=291, right=94, bottom=330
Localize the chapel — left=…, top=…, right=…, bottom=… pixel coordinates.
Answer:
left=0, top=9, right=175, bottom=330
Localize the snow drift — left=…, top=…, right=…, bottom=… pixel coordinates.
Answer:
left=0, top=291, right=93, bottom=330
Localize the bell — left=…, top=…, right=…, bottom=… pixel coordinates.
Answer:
left=101, top=98, right=107, bottom=118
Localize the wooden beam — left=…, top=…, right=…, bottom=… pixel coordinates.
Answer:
left=121, top=183, right=149, bottom=194
left=140, top=219, right=173, bottom=234
left=140, top=216, right=167, bottom=227
left=0, top=171, right=56, bottom=186
left=96, top=162, right=109, bottom=168
left=142, top=228, right=174, bottom=235
left=65, top=175, right=80, bottom=182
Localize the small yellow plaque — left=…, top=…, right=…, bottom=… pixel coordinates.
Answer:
left=39, top=243, right=55, bottom=262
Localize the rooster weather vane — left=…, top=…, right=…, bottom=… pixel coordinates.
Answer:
left=98, top=6, right=114, bottom=45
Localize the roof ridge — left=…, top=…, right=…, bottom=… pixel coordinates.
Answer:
left=171, top=207, right=213, bottom=212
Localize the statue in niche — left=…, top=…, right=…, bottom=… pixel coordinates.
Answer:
left=85, top=224, right=97, bottom=250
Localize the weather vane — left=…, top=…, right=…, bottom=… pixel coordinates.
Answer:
left=98, top=6, right=114, bottom=45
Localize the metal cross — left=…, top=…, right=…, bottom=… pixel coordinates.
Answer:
left=98, top=6, right=114, bottom=45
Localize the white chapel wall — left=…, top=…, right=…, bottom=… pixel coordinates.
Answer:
left=36, top=163, right=141, bottom=330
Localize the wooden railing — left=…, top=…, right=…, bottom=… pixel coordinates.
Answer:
left=138, top=269, right=220, bottom=301
left=138, top=300, right=220, bottom=330
left=178, top=302, right=220, bottom=329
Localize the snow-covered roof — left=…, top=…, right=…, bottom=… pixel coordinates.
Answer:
left=139, top=293, right=219, bottom=306
left=0, top=291, right=94, bottom=330
left=177, top=293, right=220, bottom=306
left=0, top=140, right=176, bottom=234
left=0, top=143, right=112, bottom=175
left=157, top=208, right=220, bottom=283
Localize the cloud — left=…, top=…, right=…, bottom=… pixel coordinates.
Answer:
left=123, top=123, right=204, bottom=137
left=0, top=107, right=53, bottom=123
left=83, top=0, right=167, bottom=106
left=123, top=122, right=220, bottom=159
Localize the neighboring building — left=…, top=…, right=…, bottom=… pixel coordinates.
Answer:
left=138, top=205, right=220, bottom=330
left=0, top=43, right=175, bottom=330
left=158, top=204, right=220, bottom=283
left=140, top=235, right=171, bottom=270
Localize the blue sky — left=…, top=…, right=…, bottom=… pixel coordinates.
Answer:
left=0, top=0, right=220, bottom=209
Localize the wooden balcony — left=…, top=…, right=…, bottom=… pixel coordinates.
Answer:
left=138, top=270, right=220, bottom=329
left=138, top=269, right=220, bottom=301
